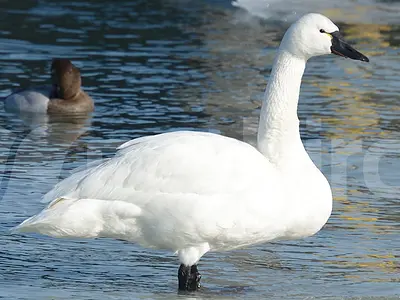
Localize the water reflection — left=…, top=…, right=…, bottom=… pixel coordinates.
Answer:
left=2, top=112, right=92, bottom=144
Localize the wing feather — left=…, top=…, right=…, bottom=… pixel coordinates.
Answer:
left=43, top=131, right=274, bottom=205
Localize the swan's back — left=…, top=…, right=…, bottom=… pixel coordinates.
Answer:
left=44, top=131, right=275, bottom=204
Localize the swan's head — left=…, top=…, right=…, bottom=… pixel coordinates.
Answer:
left=281, top=13, right=369, bottom=62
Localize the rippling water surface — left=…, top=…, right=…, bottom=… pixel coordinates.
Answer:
left=0, top=0, right=399, bottom=299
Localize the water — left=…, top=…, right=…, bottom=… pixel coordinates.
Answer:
left=0, top=0, right=399, bottom=299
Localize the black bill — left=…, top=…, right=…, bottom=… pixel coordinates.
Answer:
left=330, top=31, right=369, bottom=62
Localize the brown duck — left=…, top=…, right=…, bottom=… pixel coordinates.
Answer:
left=4, top=58, right=94, bottom=114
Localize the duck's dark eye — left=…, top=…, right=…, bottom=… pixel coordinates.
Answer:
left=320, top=29, right=325, bottom=33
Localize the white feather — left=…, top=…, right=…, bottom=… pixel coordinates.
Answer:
left=4, top=87, right=52, bottom=113
left=14, top=130, right=331, bottom=265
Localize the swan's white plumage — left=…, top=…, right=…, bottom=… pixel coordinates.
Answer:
left=44, top=132, right=273, bottom=199
left=15, top=131, right=331, bottom=265
left=13, top=13, right=347, bottom=267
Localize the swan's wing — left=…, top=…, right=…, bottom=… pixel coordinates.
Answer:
left=43, top=131, right=273, bottom=204
left=28, top=131, right=284, bottom=251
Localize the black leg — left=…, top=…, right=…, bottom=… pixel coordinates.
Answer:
left=178, top=263, right=201, bottom=291
left=189, top=265, right=201, bottom=290
left=178, top=264, right=190, bottom=290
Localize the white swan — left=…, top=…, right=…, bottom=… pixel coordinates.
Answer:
left=13, top=13, right=369, bottom=291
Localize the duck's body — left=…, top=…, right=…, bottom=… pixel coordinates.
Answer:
left=4, top=59, right=94, bottom=114
left=46, top=91, right=93, bottom=114
left=4, top=85, right=53, bottom=113
left=14, top=13, right=369, bottom=291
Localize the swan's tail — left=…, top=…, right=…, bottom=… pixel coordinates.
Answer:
left=12, top=197, right=142, bottom=239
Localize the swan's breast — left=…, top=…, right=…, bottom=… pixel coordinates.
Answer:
left=280, top=166, right=333, bottom=239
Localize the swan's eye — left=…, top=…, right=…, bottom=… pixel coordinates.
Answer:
left=320, top=29, right=325, bottom=33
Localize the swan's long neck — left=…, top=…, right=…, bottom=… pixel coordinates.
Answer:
left=257, top=50, right=306, bottom=164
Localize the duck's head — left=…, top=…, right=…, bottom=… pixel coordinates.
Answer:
left=50, top=58, right=82, bottom=100
left=281, top=13, right=369, bottom=62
